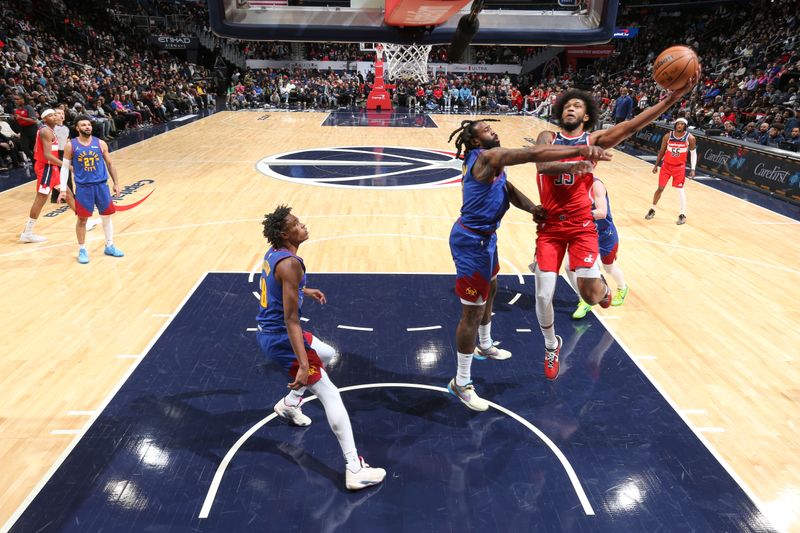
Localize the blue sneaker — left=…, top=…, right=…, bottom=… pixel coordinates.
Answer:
left=77, top=249, right=89, bottom=264
left=104, top=244, right=124, bottom=257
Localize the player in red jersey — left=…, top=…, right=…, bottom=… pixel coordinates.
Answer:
left=19, top=109, right=63, bottom=243
left=646, top=117, right=697, bottom=225
left=533, top=72, right=698, bottom=380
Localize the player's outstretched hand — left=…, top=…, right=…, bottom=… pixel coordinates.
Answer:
left=667, top=65, right=702, bottom=103
left=532, top=205, right=548, bottom=223
left=652, top=165, right=659, bottom=174
left=288, top=367, right=309, bottom=390
left=303, top=288, right=327, bottom=304
left=579, top=145, right=612, bottom=162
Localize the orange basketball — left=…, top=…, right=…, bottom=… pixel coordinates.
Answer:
left=652, top=46, right=700, bottom=90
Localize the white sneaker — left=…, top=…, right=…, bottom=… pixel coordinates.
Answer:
left=86, top=218, right=101, bottom=232
left=447, top=378, right=489, bottom=412
left=345, top=457, right=386, bottom=491
left=273, top=399, right=311, bottom=426
left=20, top=232, right=47, bottom=243
left=473, top=344, right=512, bottom=361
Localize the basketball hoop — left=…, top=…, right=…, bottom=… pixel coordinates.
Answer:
left=377, top=43, right=432, bottom=84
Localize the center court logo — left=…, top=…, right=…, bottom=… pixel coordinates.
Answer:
left=256, top=146, right=463, bottom=189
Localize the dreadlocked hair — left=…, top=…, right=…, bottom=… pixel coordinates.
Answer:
left=262, top=204, right=292, bottom=248
left=448, top=118, right=500, bottom=160
left=553, top=89, right=600, bottom=131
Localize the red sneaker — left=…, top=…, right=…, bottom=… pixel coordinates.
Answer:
left=544, top=335, right=562, bottom=380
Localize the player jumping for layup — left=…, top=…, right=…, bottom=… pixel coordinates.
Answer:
left=257, top=206, right=385, bottom=490
left=447, top=119, right=610, bottom=410
left=534, top=73, right=697, bottom=380
left=646, top=117, right=697, bottom=225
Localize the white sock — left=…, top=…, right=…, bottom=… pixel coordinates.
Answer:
left=344, top=450, right=361, bottom=473
left=604, top=262, right=626, bottom=290
left=456, top=351, right=473, bottom=386
left=651, top=204, right=657, bottom=210
left=79, top=244, right=87, bottom=252
left=283, top=388, right=305, bottom=407
left=678, top=189, right=686, bottom=215
left=101, top=215, right=113, bottom=246
left=477, top=322, right=492, bottom=350
left=535, top=269, right=558, bottom=350
left=307, top=371, right=359, bottom=472
left=24, top=218, right=36, bottom=234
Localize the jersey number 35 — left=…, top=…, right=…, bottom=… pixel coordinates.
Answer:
left=554, top=173, right=575, bottom=186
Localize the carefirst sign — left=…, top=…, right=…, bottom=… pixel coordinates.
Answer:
left=149, top=36, right=199, bottom=50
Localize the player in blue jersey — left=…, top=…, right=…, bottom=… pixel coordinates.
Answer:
left=59, top=115, right=124, bottom=264
left=256, top=205, right=385, bottom=490
left=566, top=178, right=628, bottom=319
left=445, top=119, right=610, bottom=411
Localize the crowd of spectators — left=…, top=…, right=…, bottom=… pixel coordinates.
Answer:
left=225, top=65, right=531, bottom=115
left=223, top=0, right=799, bottom=151
left=3, top=0, right=799, bottom=173
left=0, top=0, right=214, bottom=171
left=579, top=0, right=800, bottom=149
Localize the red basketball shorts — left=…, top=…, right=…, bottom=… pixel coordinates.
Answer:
left=535, top=219, right=600, bottom=273
left=658, top=164, right=686, bottom=189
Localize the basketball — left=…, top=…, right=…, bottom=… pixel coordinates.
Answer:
left=652, top=46, right=700, bottom=90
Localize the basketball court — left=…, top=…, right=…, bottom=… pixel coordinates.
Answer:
left=2, top=0, right=800, bottom=530
left=1, top=109, right=798, bottom=531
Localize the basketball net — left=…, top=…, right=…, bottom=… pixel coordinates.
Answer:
left=377, top=43, right=432, bottom=84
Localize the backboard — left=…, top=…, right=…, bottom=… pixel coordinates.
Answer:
left=207, top=0, right=619, bottom=46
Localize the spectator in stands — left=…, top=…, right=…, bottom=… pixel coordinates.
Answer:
left=448, top=84, right=460, bottom=110
left=612, top=87, right=633, bottom=124
left=637, top=90, right=649, bottom=113
left=83, top=100, right=112, bottom=139
left=722, top=120, right=742, bottom=139
left=786, top=127, right=800, bottom=148
left=12, top=95, right=38, bottom=160
left=458, top=83, right=474, bottom=110
left=785, top=109, right=799, bottom=132
left=742, top=122, right=759, bottom=142
left=0, top=116, right=24, bottom=170
left=754, top=122, right=770, bottom=145
left=432, top=86, right=444, bottom=109
left=766, top=125, right=786, bottom=147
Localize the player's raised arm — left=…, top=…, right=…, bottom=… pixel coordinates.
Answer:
left=534, top=130, right=599, bottom=176
left=277, top=257, right=309, bottom=390
left=590, top=70, right=699, bottom=150
left=474, top=142, right=610, bottom=183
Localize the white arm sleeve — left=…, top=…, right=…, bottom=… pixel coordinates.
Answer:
left=689, top=149, right=697, bottom=170
left=60, top=159, right=70, bottom=191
